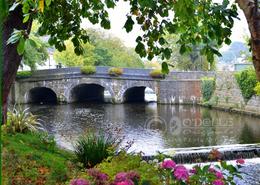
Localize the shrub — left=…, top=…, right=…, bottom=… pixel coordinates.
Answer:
left=108, top=67, right=123, bottom=76
left=74, top=131, right=120, bottom=168
left=149, top=69, right=165, bottom=78
left=254, top=82, right=260, bottom=96
left=235, top=68, right=257, bottom=100
left=72, top=149, right=243, bottom=185
left=2, top=106, right=44, bottom=134
left=16, top=71, right=32, bottom=78
left=97, top=152, right=161, bottom=184
left=201, top=77, right=216, bottom=102
left=80, top=66, right=96, bottom=75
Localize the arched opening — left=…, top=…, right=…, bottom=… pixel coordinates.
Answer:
left=27, top=87, right=57, bottom=104
left=70, top=84, right=105, bottom=103
left=123, top=86, right=157, bottom=103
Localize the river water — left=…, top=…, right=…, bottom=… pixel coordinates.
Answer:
left=26, top=103, right=260, bottom=155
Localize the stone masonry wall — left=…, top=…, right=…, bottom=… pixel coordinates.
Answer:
left=210, top=72, right=260, bottom=115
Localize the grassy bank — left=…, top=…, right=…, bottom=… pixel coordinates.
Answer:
left=2, top=132, right=78, bottom=185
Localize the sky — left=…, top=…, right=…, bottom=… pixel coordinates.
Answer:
left=81, top=1, right=250, bottom=50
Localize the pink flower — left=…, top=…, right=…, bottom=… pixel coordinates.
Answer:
left=115, top=172, right=128, bottom=182
left=189, top=168, right=196, bottom=174
left=215, top=171, right=224, bottom=179
left=173, top=165, right=189, bottom=181
left=70, top=178, right=90, bottom=185
left=161, top=159, right=176, bottom=169
left=213, top=179, right=224, bottom=185
left=87, top=168, right=108, bottom=181
left=236, top=158, right=245, bottom=164
left=116, top=180, right=134, bottom=185
left=209, top=167, right=216, bottom=173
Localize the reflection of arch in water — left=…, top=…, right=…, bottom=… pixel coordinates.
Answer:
left=25, top=87, right=57, bottom=104
left=69, top=83, right=105, bottom=103
left=123, top=86, right=157, bottom=103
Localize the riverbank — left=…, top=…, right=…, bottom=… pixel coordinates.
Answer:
left=206, top=71, right=260, bottom=117
left=3, top=132, right=260, bottom=185
left=2, top=132, right=77, bottom=184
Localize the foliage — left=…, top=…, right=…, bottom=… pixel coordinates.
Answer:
left=16, top=70, right=32, bottom=78
left=162, top=34, right=216, bottom=71
left=97, top=152, right=161, bottom=184
left=235, top=68, right=258, bottom=100
left=108, top=67, right=123, bottom=76
left=54, top=29, right=144, bottom=68
left=21, top=35, right=49, bottom=71
left=8, top=0, right=238, bottom=73
left=80, top=66, right=96, bottom=75
left=149, top=69, right=165, bottom=78
left=72, top=150, right=243, bottom=185
left=2, top=132, right=77, bottom=184
left=74, top=131, right=120, bottom=168
left=2, top=106, right=44, bottom=134
left=254, top=82, right=260, bottom=96
left=54, top=41, right=96, bottom=67
left=201, top=77, right=216, bottom=102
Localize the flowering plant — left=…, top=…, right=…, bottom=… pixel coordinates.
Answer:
left=158, top=155, right=244, bottom=185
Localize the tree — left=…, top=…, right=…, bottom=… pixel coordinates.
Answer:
left=21, top=34, right=49, bottom=70
left=54, top=41, right=96, bottom=67
left=54, top=29, right=144, bottom=68
left=162, top=34, right=216, bottom=71
left=1, top=0, right=260, bottom=124
left=21, top=21, right=49, bottom=70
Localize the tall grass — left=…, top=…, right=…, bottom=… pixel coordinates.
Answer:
left=74, top=131, right=121, bottom=168
left=2, top=106, right=44, bottom=134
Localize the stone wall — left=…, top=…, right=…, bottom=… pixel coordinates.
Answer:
left=209, top=72, right=260, bottom=115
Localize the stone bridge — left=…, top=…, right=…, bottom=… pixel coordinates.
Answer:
left=9, top=67, right=214, bottom=104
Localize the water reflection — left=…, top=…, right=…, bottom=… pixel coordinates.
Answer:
left=26, top=103, right=260, bottom=155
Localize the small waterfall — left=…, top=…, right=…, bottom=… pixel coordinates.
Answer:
left=143, top=144, right=260, bottom=164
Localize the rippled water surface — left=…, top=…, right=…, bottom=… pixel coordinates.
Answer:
left=26, top=103, right=260, bottom=155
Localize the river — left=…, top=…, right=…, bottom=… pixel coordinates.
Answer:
left=26, top=103, right=260, bottom=155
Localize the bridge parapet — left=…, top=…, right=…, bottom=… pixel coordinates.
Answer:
left=17, top=67, right=215, bottom=82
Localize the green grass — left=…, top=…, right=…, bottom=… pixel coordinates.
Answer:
left=80, top=66, right=96, bottom=75
left=2, top=132, right=78, bottom=185
left=16, top=71, right=32, bottom=78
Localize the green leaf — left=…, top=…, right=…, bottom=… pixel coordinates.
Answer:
left=163, top=48, right=171, bottom=59
left=159, top=37, right=166, bottom=45
left=180, top=44, right=186, bottom=54
left=27, top=38, right=38, bottom=48
left=135, top=42, right=146, bottom=58
left=23, top=14, right=30, bottom=23
left=161, top=62, right=169, bottom=74
left=225, top=38, right=232, bottom=45
left=17, top=37, right=25, bottom=55
left=101, top=18, right=111, bottom=29
left=124, top=16, right=134, bottom=33
left=9, top=2, right=20, bottom=11
left=46, top=0, right=52, bottom=7
left=105, top=0, right=115, bottom=8
left=7, top=30, right=22, bottom=44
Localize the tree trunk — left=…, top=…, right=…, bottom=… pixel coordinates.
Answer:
left=236, top=0, right=260, bottom=80
left=2, top=7, right=31, bottom=124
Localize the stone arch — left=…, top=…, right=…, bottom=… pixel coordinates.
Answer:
left=120, top=82, right=157, bottom=103
left=68, top=83, right=107, bottom=103
left=25, top=87, right=58, bottom=104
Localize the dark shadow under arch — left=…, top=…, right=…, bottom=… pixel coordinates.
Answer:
left=27, top=87, right=57, bottom=104
left=70, top=84, right=105, bottom=103
left=123, top=86, right=147, bottom=103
